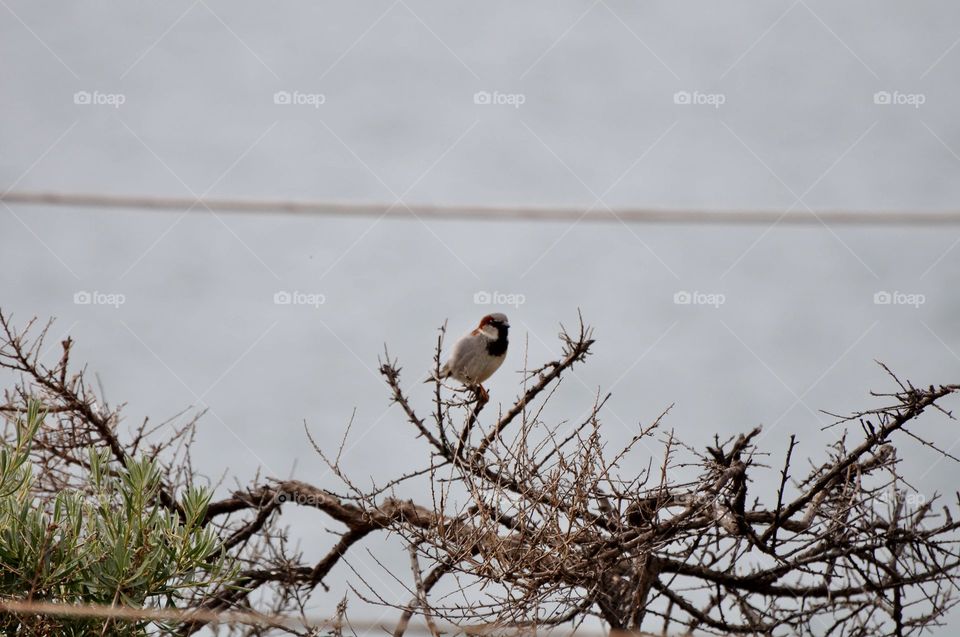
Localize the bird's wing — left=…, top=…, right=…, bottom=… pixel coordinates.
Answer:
left=449, top=334, right=484, bottom=375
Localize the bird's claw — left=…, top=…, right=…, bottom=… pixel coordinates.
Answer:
left=475, top=385, right=489, bottom=403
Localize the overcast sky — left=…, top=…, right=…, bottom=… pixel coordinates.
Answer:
left=3, top=1, right=960, bottom=631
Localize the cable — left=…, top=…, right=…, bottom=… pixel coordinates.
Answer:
left=0, top=597, right=649, bottom=636
left=4, top=190, right=960, bottom=225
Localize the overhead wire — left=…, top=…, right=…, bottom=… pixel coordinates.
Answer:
left=4, top=191, right=960, bottom=226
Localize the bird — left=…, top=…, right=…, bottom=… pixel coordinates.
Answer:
left=428, top=313, right=510, bottom=400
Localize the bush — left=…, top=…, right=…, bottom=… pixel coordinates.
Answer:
left=0, top=401, right=236, bottom=636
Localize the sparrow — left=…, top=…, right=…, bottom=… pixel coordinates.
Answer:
left=428, top=313, right=510, bottom=400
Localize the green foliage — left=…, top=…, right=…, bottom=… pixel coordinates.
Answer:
left=0, top=401, right=238, bottom=635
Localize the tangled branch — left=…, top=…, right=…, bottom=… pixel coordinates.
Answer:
left=2, top=310, right=959, bottom=637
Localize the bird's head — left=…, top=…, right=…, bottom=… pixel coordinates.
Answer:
left=475, top=313, right=510, bottom=339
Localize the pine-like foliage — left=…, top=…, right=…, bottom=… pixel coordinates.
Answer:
left=0, top=402, right=237, bottom=636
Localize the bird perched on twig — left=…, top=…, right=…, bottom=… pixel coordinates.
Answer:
left=427, top=313, right=509, bottom=401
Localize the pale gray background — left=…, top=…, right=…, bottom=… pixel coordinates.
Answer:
left=2, top=0, right=960, bottom=632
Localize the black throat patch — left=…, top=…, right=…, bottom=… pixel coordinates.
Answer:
left=485, top=324, right=509, bottom=357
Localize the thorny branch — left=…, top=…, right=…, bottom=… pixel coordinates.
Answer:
left=2, top=309, right=960, bottom=636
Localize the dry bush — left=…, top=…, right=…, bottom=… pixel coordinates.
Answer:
left=1, top=310, right=959, bottom=636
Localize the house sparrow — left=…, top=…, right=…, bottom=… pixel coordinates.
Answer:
left=428, top=313, right=509, bottom=400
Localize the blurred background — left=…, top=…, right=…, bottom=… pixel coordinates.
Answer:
left=2, top=0, right=959, bottom=627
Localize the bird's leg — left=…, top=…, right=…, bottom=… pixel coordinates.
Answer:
left=475, top=385, right=489, bottom=403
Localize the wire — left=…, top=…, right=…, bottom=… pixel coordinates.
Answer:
left=0, top=598, right=313, bottom=632
left=0, top=598, right=653, bottom=636
left=0, top=598, right=469, bottom=634
left=4, top=190, right=960, bottom=226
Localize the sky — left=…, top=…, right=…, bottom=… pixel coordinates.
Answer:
left=2, top=0, right=960, bottom=632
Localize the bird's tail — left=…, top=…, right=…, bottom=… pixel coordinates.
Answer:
left=424, top=364, right=449, bottom=384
